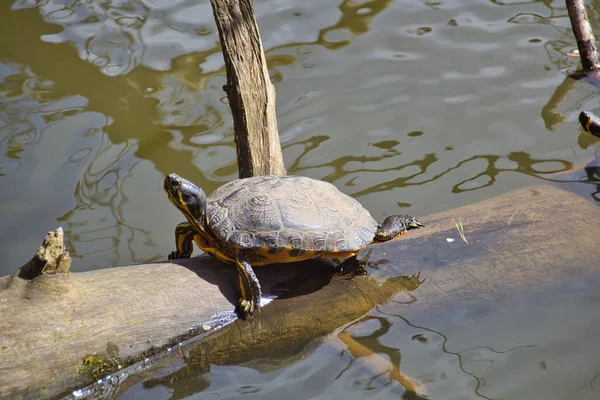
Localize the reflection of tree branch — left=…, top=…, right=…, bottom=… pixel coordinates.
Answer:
left=283, top=135, right=329, bottom=173
left=584, top=369, right=600, bottom=392
left=338, top=332, right=426, bottom=395
left=376, top=310, right=536, bottom=400
left=55, top=134, right=158, bottom=264
left=286, top=143, right=574, bottom=200
left=321, top=0, right=395, bottom=48
left=540, top=74, right=576, bottom=131
left=337, top=316, right=428, bottom=398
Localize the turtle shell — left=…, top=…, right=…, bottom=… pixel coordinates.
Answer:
left=205, top=175, right=377, bottom=252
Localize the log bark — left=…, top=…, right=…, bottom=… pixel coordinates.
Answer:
left=566, top=0, right=600, bottom=71
left=210, top=0, right=286, bottom=178
left=1, top=181, right=600, bottom=399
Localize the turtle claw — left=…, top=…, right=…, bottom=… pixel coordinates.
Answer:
left=334, top=255, right=368, bottom=279
left=237, top=298, right=258, bottom=319
left=168, top=251, right=190, bottom=261
left=234, top=255, right=262, bottom=319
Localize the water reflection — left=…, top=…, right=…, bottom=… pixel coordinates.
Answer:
left=289, top=140, right=572, bottom=197
left=339, top=316, right=428, bottom=398
left=0, top=61, right=162, bottom=268
left=55, top=134, right=157, bottom=266
left=377, top=310, right=534, bottom=400
left=0, top=63, right=55, bottom=175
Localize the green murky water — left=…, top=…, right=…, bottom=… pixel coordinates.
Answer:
left=1, top=0, right=599, bottom=399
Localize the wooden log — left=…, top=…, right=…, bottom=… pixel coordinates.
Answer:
left=566, top=0, right=600, bottom=72
left=75, top=179, right=600, bottom=399
left=1, top=182, right=599, bottom=399
left=210, top=0, right=286, bottom=178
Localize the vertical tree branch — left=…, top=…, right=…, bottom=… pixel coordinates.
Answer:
left=210, top=0, right=287, bottom=178
left=566, top=0, right=600, bottom=72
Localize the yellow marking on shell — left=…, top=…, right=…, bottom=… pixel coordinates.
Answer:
left=196, top=238, right=360, bottom=266
left=250, top=248, right=358, bottom=265
left=192, top=235, right=234, bottom=263
left=213, top=249, right=234, bottom=263
left=586, top=116, right=594, bottom=133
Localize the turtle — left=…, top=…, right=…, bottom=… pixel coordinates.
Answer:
left=164, top=173, right=423, bottom=318
left=579, top=110, right=600, bottom=137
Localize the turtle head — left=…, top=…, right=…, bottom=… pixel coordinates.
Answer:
left=164, top=173, right=207, bottom=230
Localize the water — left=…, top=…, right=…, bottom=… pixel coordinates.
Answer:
left=1, top=0, right=599, bottom=399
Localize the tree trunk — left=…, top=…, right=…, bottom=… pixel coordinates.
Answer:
left=210, top=0, right=286, bottom=178
left=566, top=0, right=600, bottom=71
left=2, top=180, right=600, bottom=399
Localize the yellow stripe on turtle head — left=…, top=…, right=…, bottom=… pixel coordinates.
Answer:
left=177, top=190, right=193, bottom=219
left=165, top=185, right=205, bottom=234
left=586, top=116, right=594, bottom=133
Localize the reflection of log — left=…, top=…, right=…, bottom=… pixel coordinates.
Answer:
left=210, top=0, right=286, bottom=178
left=566, top=0, right=600, bottom=71
left=337, top=332, right=427, bottom=395
left=1, top=182, right=599, bottom=399
left=540, top=74, right=576, bottom=131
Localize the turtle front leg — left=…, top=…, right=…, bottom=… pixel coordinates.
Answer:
left=374, top=214, right=424, bottom=242
left=234, top=252, right=262, bottom=319
left=168, top=222, right=195, bottom=260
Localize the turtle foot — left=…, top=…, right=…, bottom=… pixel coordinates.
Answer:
left=168, top=251, right=191, bottom=261
left=234, top=254, right=262, bottom=319
left=237, top=297, right=259, bottom=319
left=334, top=252, right=370, bottom=279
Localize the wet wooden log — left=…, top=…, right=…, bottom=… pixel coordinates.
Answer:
left=210, top=0, right=286, bottom=178
left=1, top=182, right=599, bottom=399
left=566, top=0, right=600, bottom=72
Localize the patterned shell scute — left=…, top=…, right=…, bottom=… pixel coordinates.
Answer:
left=278, top=230, right=304, bottom=250
left=228, top=231, right=254, bottom=248
left=205, top=175, right=378, bottom=251
left=253, top=231, right=279, bottom=248
left=301, top=231, right=327, bottom=251
left=325, top=230, right=346, bottom=251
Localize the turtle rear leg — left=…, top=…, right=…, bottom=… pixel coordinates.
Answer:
left=169, top=222, right=195, bottom=260
left=335, top=249, right=372, bottom=279
left=235, top=253, right=262, bottom=319
left=374, top=214, right=424, bottom=242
